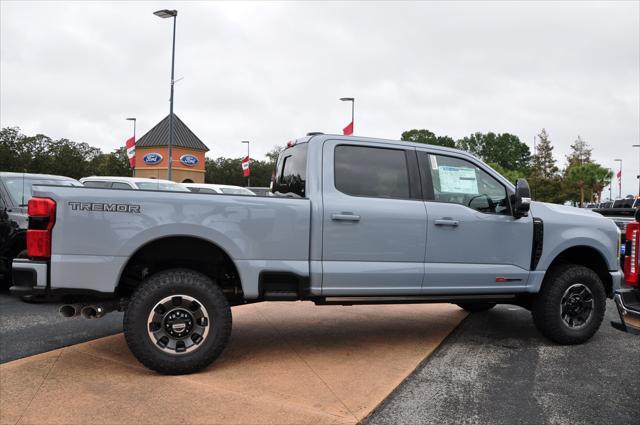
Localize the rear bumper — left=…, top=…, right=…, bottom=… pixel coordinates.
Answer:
left=10, top=258, right=114, bottom=299
left=10, top=258, right=48, bottom=296
left=613, top=288, right=640, bottom=334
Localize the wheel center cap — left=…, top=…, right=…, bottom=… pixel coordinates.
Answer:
left=164, top=309, right=194, bottom=338
left=172, top=323, right=187, bottom=333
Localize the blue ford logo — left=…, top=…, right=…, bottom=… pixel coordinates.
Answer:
left=143, top=153, right=163, bottom=165
left=180, top=154, right=199, bottom=167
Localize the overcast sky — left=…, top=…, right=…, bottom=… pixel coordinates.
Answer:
left=1, top=1, right=638, bottom=196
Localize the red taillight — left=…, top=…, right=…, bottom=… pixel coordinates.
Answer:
left=624, top=221, right=639, bottom=286
left=27, top=197, right=56, bottom=258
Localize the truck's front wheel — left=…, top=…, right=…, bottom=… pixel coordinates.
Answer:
left=124, top=269, right=232, bottom=375
left=532, top=265, right=606, bottom=345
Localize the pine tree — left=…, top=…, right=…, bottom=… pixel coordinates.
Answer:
left=531, top=129, right=559, bottom=178
left=565, top=135, right=592, bottom=167
left=528, top=129, right=562, bottom=202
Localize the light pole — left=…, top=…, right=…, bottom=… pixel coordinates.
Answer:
left=608, top=168, right=613, bottom=202
left=126, top=117, right=136, bottom=176
left=242, top=141, right=250, bottom=187
left=614, top=158, right=622, bottom=199
left=340, top=97, right=354, bottom=135
left=633, top=144, right=640, bottom=196
left=154, top=9, right=178, bottom=181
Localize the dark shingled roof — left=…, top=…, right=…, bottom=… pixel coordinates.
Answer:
left=136, top=113, right=209, bottom=152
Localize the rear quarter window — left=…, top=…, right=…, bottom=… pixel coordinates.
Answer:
left=272, top=143, right=308, bottom=198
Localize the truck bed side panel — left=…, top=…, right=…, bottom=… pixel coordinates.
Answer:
left=34, top=186, right=311, bottom=297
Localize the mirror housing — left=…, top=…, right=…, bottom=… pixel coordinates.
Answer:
left=513, top=179, right=531, bottom=218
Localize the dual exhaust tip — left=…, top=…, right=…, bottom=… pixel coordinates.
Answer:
left=59, top=304, right=111, bottom=319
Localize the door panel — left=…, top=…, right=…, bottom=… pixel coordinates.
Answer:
left=321, top=141, right=427, bottom=295
left=419, top=151, right=533, bottom=293
left=424, top=202, right=532, bottom=292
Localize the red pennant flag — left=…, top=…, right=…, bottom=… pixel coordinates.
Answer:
left=241, top=155, right=250, bottom=177
left=617, top=170, right=622, bottom=179
left=343, top=121, right=354, bottom=136
left=125, top=137, right=135, bottom=169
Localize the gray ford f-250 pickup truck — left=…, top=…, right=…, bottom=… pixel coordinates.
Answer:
left=11, top=134, right=622, bottom=374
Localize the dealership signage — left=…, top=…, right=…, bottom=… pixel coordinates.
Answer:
left=180, top=154, right=199, bottom=167
left=143, top=153, right=163, bottom=165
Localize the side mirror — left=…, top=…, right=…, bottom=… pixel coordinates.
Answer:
left=513, top=179, right=531, bottom=218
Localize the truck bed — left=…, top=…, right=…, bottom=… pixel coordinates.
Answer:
left=32, top=185, right=311, bottom=298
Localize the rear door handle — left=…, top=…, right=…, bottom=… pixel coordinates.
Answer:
left=331, top=213, right=361, bottom=222
left=434, top=219, right=459, bottom=227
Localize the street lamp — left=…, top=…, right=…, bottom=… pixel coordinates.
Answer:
left=241, top=141, right=250, bottom=187
left=633, top=144, right=640, bottom=196
left=154, top=9, right=178, bottom=181
left=126, top=117, right=136, bottom=139
left=339, top=97, right=355, bottom=135
left=614, top=158, right=623, bottom=199
left=126, top=117, right=136, bottom=176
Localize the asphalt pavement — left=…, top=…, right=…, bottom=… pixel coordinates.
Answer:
left=0, top=290, right=123, bottom=363
left=367, top=300, right=640, bottom=425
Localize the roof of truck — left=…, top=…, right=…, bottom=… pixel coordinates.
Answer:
left=300, top=133, right=468, bottom=156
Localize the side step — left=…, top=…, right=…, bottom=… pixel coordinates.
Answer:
left=263, top=290, right=299, bottom=301
left=315, top=294, right=517, bottom=306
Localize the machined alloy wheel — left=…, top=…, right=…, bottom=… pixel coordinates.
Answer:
left=124, top=269, right=232, bottom=375
left=147, top=294, right=210, bottom=355
left=559, top=283, right=594, bottom=329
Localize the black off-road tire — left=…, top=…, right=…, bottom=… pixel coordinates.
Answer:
left=124, top=269, right=232, bottom=375
left=532, top=264, right=606, bottom=345
left=456, top=302, right=496, bottom=313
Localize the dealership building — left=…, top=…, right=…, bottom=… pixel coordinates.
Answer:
left=135, top=113, right=209, bottom=183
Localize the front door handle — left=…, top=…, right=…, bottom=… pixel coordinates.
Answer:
left=434, top=218, right=459, bottom=227
left=331, top=213, right=361, bottom=222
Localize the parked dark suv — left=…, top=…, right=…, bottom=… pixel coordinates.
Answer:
left=0, top=172, right=81, bottom=287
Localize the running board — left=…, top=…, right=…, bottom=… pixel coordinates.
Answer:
left=314, top=294, right=517, bottom=306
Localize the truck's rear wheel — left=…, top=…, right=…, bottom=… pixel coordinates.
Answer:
left=456, top=302, right=496, bottom=313
left=532, top=265, right=606, bottom=345
left=124, top=269, right=232, bottom=375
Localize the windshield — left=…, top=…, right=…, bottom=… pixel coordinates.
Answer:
left=220, top=187, right=256, bottom=195
left=136, top=181, right=190, bottom=192
left=4, top=177, right=80, bottom=206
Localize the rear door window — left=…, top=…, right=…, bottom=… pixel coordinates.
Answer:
left=334, top=145, right=410, bottom=199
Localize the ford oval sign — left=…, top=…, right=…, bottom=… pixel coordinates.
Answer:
left=143, top=153, right=163, bottom=165
left=180, top=154, right=199, bottom=167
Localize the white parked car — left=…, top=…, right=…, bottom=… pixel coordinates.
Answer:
left=182, top=183, right=256, bottom=196
left=80, top=176, right=190, bottom=192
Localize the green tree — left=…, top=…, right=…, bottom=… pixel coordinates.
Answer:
left=456, top=132, right=531, bottom=172
left=400, top=129, right=456, bottom=148
left=565, top=135, right=592, bottom=167
left=528, top=129, right=562, bottom=203
left=90, top=147, right=132, bottom=177
left=488, top=163, right=526, bottom=183
left=565, top=163, right=612, bottom=206
left=205, top=157, right=275, bottom=187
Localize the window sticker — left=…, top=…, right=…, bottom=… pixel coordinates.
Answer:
left=438, top=166, right=478, bottom=194
left=430, top=155, right=438, bottom=170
